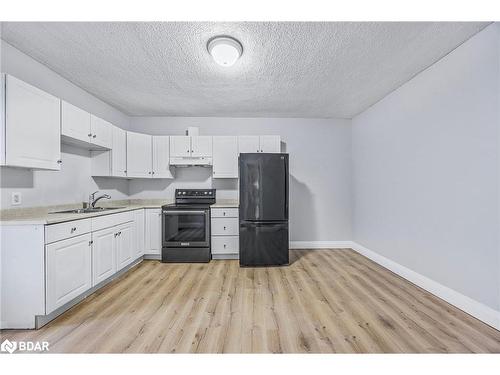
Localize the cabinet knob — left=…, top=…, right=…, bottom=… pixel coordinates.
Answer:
left=88, top=133, right=92, bottom=137
left=223, top=226, right=226, bottom=230
left=71, top=227, right=77, bottom=233
left=148, top=171, right=152, bottom=174
left=57, top=160, right=62, bottom=164
left=224, top=244, right=227, bottom=248
left=124, top=170, right=127, bottom=173
left=152, top=171, right=155, bottom=175
left=93, top=135, right=97, bottom=138
left=223, top=212, right=226, bottom=216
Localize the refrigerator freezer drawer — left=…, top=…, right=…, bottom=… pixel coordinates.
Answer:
left=239, top=221, right=289, bottom=266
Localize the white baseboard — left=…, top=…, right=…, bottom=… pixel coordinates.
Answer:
left=289, top=241, right=355, bottom=249
left=351, top=241, right=500, bottom=331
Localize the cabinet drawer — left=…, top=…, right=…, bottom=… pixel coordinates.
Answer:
left=211, top=217, right=239, bottom=236
left=211, top=208, right=238, bottom=218
left=211, top=236, right=239, bottom=254
left=91, top=211, right=134, bottom=232
left=45, top=218, right=91, bottom=244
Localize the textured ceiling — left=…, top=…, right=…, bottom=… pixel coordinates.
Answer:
left=0, top=22, right=489, bottom=118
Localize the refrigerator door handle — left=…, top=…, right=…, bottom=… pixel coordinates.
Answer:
left=284, top=154, right=289, bottom=219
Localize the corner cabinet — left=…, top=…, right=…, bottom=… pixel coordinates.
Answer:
left=90, top=125, right=127, bottom=177
left=2, top=74, right=61, bottom=170
left=61, top=101, right=112, bottom=150
left=213, top=136, right=238, bottom=178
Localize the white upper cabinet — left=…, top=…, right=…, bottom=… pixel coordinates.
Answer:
left=238, top=135, right=280, bottom=153
left=61, top=101, right=91, bottom=143
left=152, top=135, right=174, bottom=178
left=238, top=136, right=260, bottom=153
left=191, top=136, right=212, bottom=157
left=213, top=136, right=238, bottom=178
left=4, top=75, right=61, bottom=170
left=170, top=136, right=191, bottom=157
left=111, top=126, right=127, bottom=177
left=90, top=115, right=112, bottom=149
left=259, top=135, right=281, bottom=153
left=126, top=131, right=152, bottom=178
left=90, top=125, right=127, bottom=177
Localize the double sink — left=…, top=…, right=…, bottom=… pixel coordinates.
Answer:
left=50, top=207, right=125, bottom=214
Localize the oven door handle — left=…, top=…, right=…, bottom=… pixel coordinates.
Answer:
left=163, top=210, right=207, bottom=215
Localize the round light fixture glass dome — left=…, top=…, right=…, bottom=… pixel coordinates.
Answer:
left=207, top=36, right=243, bottom=67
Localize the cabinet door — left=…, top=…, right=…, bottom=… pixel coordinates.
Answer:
left=111, top=125, right=127, bottom=177
left=90, top=115, right=112, bottom=149
left=238, top=136, right=260, bottom=153
left=152, top=136, right=173, bottom=178
left=213, top=136, right=238, bottom=178
left=145, top=209, right=162, bottom=255
left=5, top=75, right=61, bottom=170
left=61, top=101, right=91, bottom=143
left=191, top=136, right=212, bottom=157
left=126, top=131, right=152, bottom=178
left=169, top=136, right=191, bottom=157
left=46, top=233, right=92, bottom=313
left=92, top=227, right=116, bottom=286
left=134, top=209, right=145, bottom=258
left=116, top=222, right=134, bottom=271
left=260, top=136, right=281, bottom=153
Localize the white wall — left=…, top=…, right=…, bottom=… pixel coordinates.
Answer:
left=0, top=40, right=130, bottom=208
left=352, top=24, right=500, bottom=311
left=128, top=117, right=352, bottom=242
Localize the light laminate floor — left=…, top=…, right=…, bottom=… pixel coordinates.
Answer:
left=2, top=250, right=500, bottom=353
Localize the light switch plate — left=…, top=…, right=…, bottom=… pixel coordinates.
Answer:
left=11, top=192, right=22, bottom=206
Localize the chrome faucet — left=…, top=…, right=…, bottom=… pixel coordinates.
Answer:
left=88, top=191, right=111, bottom=208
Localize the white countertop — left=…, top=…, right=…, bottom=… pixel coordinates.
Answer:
left=0, top=199, right=239, bottom=225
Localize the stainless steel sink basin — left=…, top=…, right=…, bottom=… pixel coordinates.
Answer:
left=49, top=207, right=125, bottom=214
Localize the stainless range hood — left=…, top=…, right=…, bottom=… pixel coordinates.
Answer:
left=170, top=157, right=213, bottom=167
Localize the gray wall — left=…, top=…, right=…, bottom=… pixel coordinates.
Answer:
left=0, top=40, right=130, bottom=208
left=127, top=117, right=353, bottom=242
left=352, top=24, right=500, bottom=310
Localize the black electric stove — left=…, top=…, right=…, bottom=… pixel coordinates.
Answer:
left=161, top=189, right=215, bottom=263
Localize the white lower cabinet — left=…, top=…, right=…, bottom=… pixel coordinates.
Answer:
left=116, top=222, right=134, bottom=271
left=211, top=236, right=239, bottom=255
left=134, top=209, right=145, bottom=258
left=211, top=208, right=239, bottom=258
left=145, top=208, right=162, bottom=255
left=46, top=233, right=92, bottom=314
left=92, top=226, right=117, bottom=286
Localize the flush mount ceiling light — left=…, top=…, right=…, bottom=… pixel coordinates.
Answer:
left=207, top=36, right=243, bottom=67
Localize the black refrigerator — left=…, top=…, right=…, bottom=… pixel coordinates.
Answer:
left=239, top=153, right=289, bottom=266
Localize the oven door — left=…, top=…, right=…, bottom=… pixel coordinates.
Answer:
left=162, top=209, right=209, bottom=248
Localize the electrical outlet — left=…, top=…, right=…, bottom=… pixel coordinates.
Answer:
left=11, top=192, right=22, bottom=206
